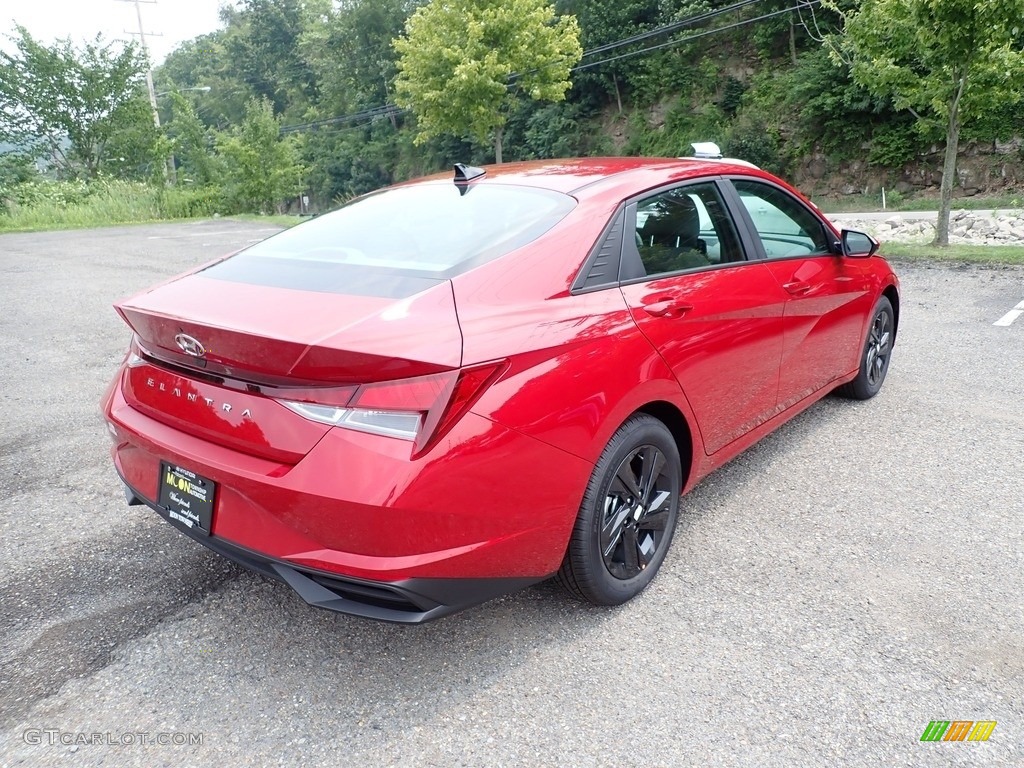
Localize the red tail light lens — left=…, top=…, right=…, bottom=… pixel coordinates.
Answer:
left=417, top=362, right=507, bottom=454
left=277, top=361, right=507, bottom=456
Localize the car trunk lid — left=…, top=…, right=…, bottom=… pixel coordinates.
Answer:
left=115, top=274, right=463, bottom=462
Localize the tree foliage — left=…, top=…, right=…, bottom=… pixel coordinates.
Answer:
left=393, top=0, right=583, bottom=162
left=557, top=0, right=660, bottom=111
left=302, top=0, right=415, bottom=114
left=217, top=97, right=306, bottom=213
left=220, top=0, right=329, bottom=115
left=7, top=0, right=1024, bottom=220
left=165, top=93, right=222, bottom=187
left=0, top=26, right=160, bottom=179
left=833, top=0, right=1024, bottom=244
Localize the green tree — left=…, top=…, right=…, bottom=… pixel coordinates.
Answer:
left=302, top=0, right=415, bottom=115
left=157, top=34, right=250, bottom=130
left=833, top=0, right=1024, bottom=245
left=218, top=97, right=306, bottom=213
left=393, top=0, right=583, bottom=162
left=220, top=0, right=329, bottom=116
left=557, top=0, right=660, bottom=111
left=0, top=26, right=159, bottom=179
left=165, top=93, right=222, bottom=186
left=0, top=152, right=38, bottom=203
left=156, top=1, right=330, bottom=130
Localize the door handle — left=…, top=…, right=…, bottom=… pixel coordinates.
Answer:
left=783, top=280, right=812, bottom=296
left=642, top=300, right=693, bottom=318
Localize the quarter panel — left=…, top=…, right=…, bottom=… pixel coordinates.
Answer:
left=461, top=287, right=699, bottom=465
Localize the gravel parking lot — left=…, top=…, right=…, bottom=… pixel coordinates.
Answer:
left=1, top=220, right=1021, bottom=767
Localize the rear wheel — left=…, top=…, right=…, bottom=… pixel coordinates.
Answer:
left=557, top=415, right=682, bottom=606
left=836, top=296, right=894, bottom=400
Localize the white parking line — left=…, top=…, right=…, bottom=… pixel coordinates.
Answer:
left=994, top=300, right=1024, bottom=326
left=146, top=228, right=281, bottom=240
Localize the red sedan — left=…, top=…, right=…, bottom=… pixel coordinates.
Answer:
left=102, top=157, right=899, bottom=623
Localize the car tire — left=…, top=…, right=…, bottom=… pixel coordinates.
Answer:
left=835, top=296, right=894, bottom=401
left=557, top=414, right=681, bottom=606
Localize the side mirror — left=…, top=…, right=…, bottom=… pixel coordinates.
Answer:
left=841, top=229, right=879, bottom=258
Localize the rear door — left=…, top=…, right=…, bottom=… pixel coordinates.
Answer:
left=725, top=178, right=876, bottom=410
left=619, top=180, right=789, bottom=456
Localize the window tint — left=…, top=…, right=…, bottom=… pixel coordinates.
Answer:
left=733, top=180, right=831, bottom=258
left=632, top=182, right=744, bottom=277
left=202, top=183, right=576, bottom=296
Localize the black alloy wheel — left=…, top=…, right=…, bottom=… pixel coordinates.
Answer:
left=865, top=307, right=893, bottom=389
left=558, top=415, right=682, bottom=606
left=600, top=444, right=673, bottom=580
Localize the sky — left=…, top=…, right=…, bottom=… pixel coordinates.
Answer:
left=0, top=0, right=226, bottom=63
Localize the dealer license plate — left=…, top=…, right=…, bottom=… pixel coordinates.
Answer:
left=157, top=462, right=216, bottom=535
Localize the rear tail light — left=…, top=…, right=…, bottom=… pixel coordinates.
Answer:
left=277, top=361, right=507, bottom=456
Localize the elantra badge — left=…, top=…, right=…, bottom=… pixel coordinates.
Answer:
left=174, top=333, right=206, bottom=358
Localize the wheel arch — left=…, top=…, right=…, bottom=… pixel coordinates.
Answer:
left=883, top=284, right=900, bottom=339
left=636, top=400, right=696, bottom=491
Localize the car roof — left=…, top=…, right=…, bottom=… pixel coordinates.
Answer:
left=407, top=157, right=773, bottom=200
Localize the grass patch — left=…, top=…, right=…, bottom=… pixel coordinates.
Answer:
left=0, top=184, right=161, bottom=232
left=883, top=242, right=1024, bottom=265
left=0, top=180, right=230, bottom=233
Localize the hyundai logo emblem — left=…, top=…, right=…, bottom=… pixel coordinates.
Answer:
left=174, top=333, right=206, bottom=358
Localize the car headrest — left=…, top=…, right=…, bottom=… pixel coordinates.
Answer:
left=640, top=196, right=700, bottom=245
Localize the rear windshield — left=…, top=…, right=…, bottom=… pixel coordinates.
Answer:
left=202, top=182, right=576, bottom=297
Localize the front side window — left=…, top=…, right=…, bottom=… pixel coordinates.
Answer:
left=732, top=180, right=832, bottom=258
left=631, top=182, right=744, bottom=278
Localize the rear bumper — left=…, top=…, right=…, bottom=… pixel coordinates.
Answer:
left=103, top=366, right=594, bottom=621
left=120, top=477, right=541, bottom=623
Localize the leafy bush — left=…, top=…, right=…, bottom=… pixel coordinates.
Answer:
left=867, top=119, right=922, bottom=167
left=883, top=188, right=904, bottom=208
left=741, top=47, right=889, bottom=163
left=525, top=104, right=577, bottom=159
left=158, top=185, right=224, bottom=218
left=720, top=76, right=745, bottom=117
left=0, top=178, right=162, bottom=230
left=723, top=119, right=785, bottom=175
left=0, top=153, right=38, bottom=195
left=623, top=98, right=728, bottom=158
left=4, top=178, right=91, bottom=208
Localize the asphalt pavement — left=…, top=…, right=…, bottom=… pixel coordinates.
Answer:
left=0, top=220, right=1021, bottom=767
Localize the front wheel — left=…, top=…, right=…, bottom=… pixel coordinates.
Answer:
left=836, top=296, right=894, bottom=400
left=557, top=415, right=682, bottom=606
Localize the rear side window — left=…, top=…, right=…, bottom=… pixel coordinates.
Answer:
left=202, top=183, right=576, bottom=297
left=629, top=182, right=744, bottom=278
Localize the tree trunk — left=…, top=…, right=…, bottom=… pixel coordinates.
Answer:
left=789, top=17, right=798, bottom=66
left=494, top=125, right=503, bottom=165
left=613, top=73, right=622, bottom=114
left=935, top=75, right=967, bottom=247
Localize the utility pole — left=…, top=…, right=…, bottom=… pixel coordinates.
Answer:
left=116, top=0, right=173, bottom=180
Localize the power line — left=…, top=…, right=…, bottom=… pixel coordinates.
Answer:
left=280, top=103, right=404, bottom=134
left=504, top=0, right=769, bottom=87
left=580, top=0, right=764, bottom=58
left=574, top=1, right=821, bottom=72
left=278, top=0, right=819, bottom=136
